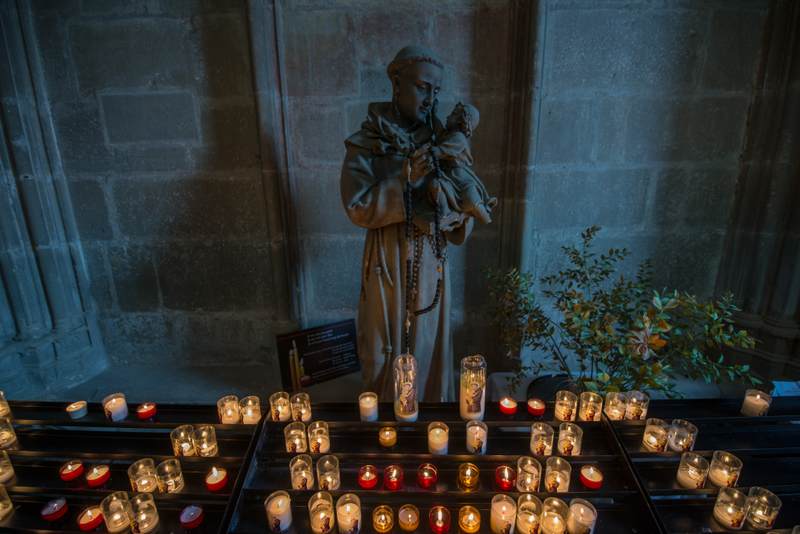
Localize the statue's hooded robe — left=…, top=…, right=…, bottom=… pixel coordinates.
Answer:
left=341, top=102, right=472, bottom=402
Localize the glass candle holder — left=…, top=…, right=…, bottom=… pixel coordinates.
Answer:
left=358, top=392, right=378, bottom=422
left=192, top=424, right=219, bottom=457
left=517, top=494, right=543, bottom=534
left=578, top=392, right=603, bottom=422
left=567, top=498, right=596, bottom=534
left=131, top=492, right=159, bottom=534
left=531, top=422, right=555, bottom=456
left=428, top=422, right=449, bottom=454
left=708, top=450, right=743, bottom=488
left=103, top=393, right=128, bottom=422
left=270, top=392, right=291, bottom=422
left=0, top=486, right=12, bottom=521
left=378, top=426, right=397, bottom=448
left=641, top=418, right=669, bottom=452
left=676, top=452, right=709, bottom=489
left=0, top=450, right=14, bottom=483
left=0, top=419, right=16, bottom=450
left=316, top=455, right=340, bottom=491
left=429, top=506, right=451, bottom=534
left=517, top=456, right=542, bottom=492
left=625, top=390, right=649, bottom=420
left=309, top=491, right=334, bottom=534
left=745, top=486, right=781, bottom=530
left=417, top=462, right=438, bottom=489
left=308, top=421, right=331, bottom=454
left=217, top=395, right=240, bottom=424
left=171, top=425, right=196, bottom=457
left=458, top=462, right=480, bottom=491
left=290, top=454, right=314, bottom=490
left=558, top=423, right=583, bottom=456
left=554, top=390, right=578, bottom=421
left=460, top=354, right=487, bottom=421
left=127, top=458, right=158, bottom=493
left=667, top=419, right=698, bottom=452
left=466, top=420, right=488, bottom=454
left=490, top=494, right=516, bottom=534
left=372, top=505, right=394, bottom=533
left=458, top=505, right=480, bottom=534
left=603, top=392, right=627, bottom=420
left=336, top=493, right=361, bottom=534
left=393, top=353, right=419, bottom=422
left=358, top=464, right=379, bottom=489
left=265, top=490, right=292, bottom=533
left=399, top=504, right=420, bottom=532
left=741, top=389, right=772, bottom=417
left=156, top=458, right=184, bottom=493
left=291, top=392, right=312, bottom=422
left=240, top=395, right=262, bottom=424
left=0, top=392, right=10, bottom=419
left=494, top=464, right=515, bottom=491
left=384, top=464, right=404, bottom=491
left=545, top=457, right=571, bottom=493
left=713, top=487, right=749, bottom=530
left=284, top=422, right=308, bottom=453
left=101, top=491, right=132, bottom=534
left=541, top=498, right=569, bottom=534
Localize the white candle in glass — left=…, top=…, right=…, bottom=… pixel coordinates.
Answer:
left=217, top=395, right=240, bottom=424
left=541, top=512, right=567, bottom=534
left=266, top=492, right=293, bottom=532
left=741, top=389, right=771, bottom=417
left=358, top=392, right=378, bottom=422
left=708, top=451, right=742, bottom=488
left=490, top=496, right=516, bottom=534
left=713, top=502, right=747, bottom=529
left=466, top=421, right=487, bottom=454
left=517, top=509, right=539, bottom=534
left=428, top=423, right=449, bottom=455
left=336, top=496, right=361, bottom=534
left=310, top=506, right=334, bottom=533
left=676, top=454, right=708, bottom=489
left=0, top=451, right=14, bottom=483
left=460, top=354, right=486, bottom=421
left=566, top=500, right=596, bottom=534
left=103, top=393, right=128, bottom=422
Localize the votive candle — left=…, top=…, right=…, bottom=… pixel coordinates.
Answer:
left=335, top=493, right=361, bottom=534
left=192, top=424, right=219, bottom=457
left=676, top=452, right=708, bottom=489
left=528, top=397, right=546, bottom=416
left=270, top=392, right=291, bottom=422
left=579, top=465, right=603, bottom=490
left=101, top=491, right=132, bottom=534
left=171, top=425, right=196, bottom=457
left=466, top=420, right=488, bottom=454
left=667, top=419, right=698, bottom=452
left=517, top=456, right=542, bottom=492
left=308, top=421, right=331, bottom=454
left=541, top=498, right=569, bottom=534
left=358, top=464, right=379, bottom=489
left=641, top=418, right=668, bottom=452
left=566, top=498, right=596, bottom=534
left=102, top=393, right=128, bottom=422
left=490, top=494, right=516, bottom=534
left=603, top=392, right=626, bottom=420
left=458, top=462, right=480, bottom=491
left=0, top=486, right=11, bottom=522
left=240, top=395, right=262, bottom=424
left=429, top=506, right=451, bottom=534
left=428, top=421, right=449, bottom=455
left=708, top=450, right=742, bottom=488
left=578, top=392, right=603, bottom=422
left=308, top=491, right=334, bottom=534
left=157, top=458, right=185, bottom=493
left=517, top=494, right=543, bottom=534
left=130, top=492, right=159, bottom=534
left=494, top=464, right=515, bottom=491
left=378, top=426, right=397, bottom=448
left=205, top=465, right=228, bottom=492
left=265, top=490, right=292, bottom=533
left=0, top=451, right=14, bottom=483
left=745, top=486, right=781, bottom=530
left=127, top=458, right=158, bottom=493
left=290, top=454, right=314, bottom=490
left=741, top=389, right=771, bottom=417
left=217, top=395, right=240, bottom=424
left=554, top=390, right=578, bottom=421
left=545, top=457, right=571, bottom=493
left=291, top=392, right=312, bottom=422
left=373, top=505, right=394, bottom=533
left=384, top=464, right=403, bottom=491
left=316, top=455, right=340, bottom=491
left=531, top=422, right=555, bottom=456
left=713, top=487, right=749, bottom=530
left=558, top=422, right=583, bottom=456
left=499, top=396, right=518, bottom=415
left=458, top=505, right=481, bottom=534
left=417, top=462, right=438, bottom=489
left=358, top=392, right=378, bottom=422
left=460, top=354, right=487, bottom=421
left=0, top=419, right=16, bottom=450
left=398, top=504, right=420, bottom=532
left=284, top=422, right=308, bottom=453
left=624, top=390, right=649, bottom=420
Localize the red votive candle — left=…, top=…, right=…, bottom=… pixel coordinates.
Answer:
left=205, top=466, right=228, bottom=492
left=358, top=464, right=379, bottom=489
left=136, top=402, right=157, bottom=420
left=59, top=459, right=84, bottom=482
left=417, top=462, right=438, bottom=489
left=429, top=505, right=451, bottom=534
left=77, top=505, right=103, bottom=531
left=384, top=464, right=404, bottom=491
left=579, top=464, right=604, bottom=490
left=85, top=464, right=111, bottom=488
left=41, top=498, right=68, bottom=522
left=499, top=397, right=518, bottom=415
left=495, top=464, right=516, bottom=491
left=180, top=505, right=205, bottom=529
left=527, top=398, right=546, bottom=416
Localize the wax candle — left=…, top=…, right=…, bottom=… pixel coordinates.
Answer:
left=741, top=389, right=771, bottom=417
left=428, top=422, right=449, bottom=454
left=40, top=498, right=68, bottom=522
left=0, top=393, right=10, bottom=420
left=171, top=425, right=196, bottom=457
left=0, top=487, right=11, bottom=521
left=527, top=397, right=546, bottom=417
left=102, top=393, right=128, bottom=422
left=0, top=419, right=15, bottom=451
left=308, top=421, right=331, bottom=454
left=217, top=395, right=240, bottom=424
left=136, top=402, right=157, bottom=420
left=458, top=505, right=481, bottom=534
left=336, top=494, right=361, bottom=534
left=499, top=396, right=518, bottom=415
left=579, top=465, right=603, bottom=490
left=131, top=493, right=159, bottom=534
left=384, top=464, right=403, bottom=491
left=554, top=390, right=578, bottom=421
left=458, top=462, right=480, bottom=491
left=291, top=392, right=312, bottom=422
left=316, top=455, right=340, bottom=491
left=566, top=499, right=596, bottom=534
left=101, top=492, right=133, bottom=534
left=128, top=458, right=158, bottom=493
left=270, top=392, right=292, bottom=422
left=205, top=466, right=228, bottom=492
left=545, top=457, right=571, bottom=493
left=180, top=505, right=204, bottom=530
left=490, top=494, right=516, bottom=534
left=667, top=419, right=698, bottom=452
left=460, top=354, right=487, bottom=420
left=675, top=452, right=708, bottom=489
left=393, top=353, right=419, bottom=422
left=558, top=423, right=583, bottom=456
left=309, top=492, right=335, bottom=534
left=713, top=487, right=749, bottom=530
left=641, top=418, right=668, bottom=452
left=77, top=506, right=104, bottom=531
left=542, top=498, right=569, bottom=534
left=708, top=450, right=742, bottom=488
left=0, top=451, right=14, bottom=484
left=531, top=422, right=555, bottom=456
left=85, top=464, right=111, bottom=487
left=358, top=464, right=379, bottom=489
left=517, top=456, right=542, bottom=492
left=578, top=392, right=603, bottom=422
left=745, top=486, right=781, bottom=530
left=192, top=424, right=219, bottom=457
left=429, top=506, right=451, bottom=534
left=373, top=505, right=394, bottom=533
left=290, top=455, right=314, bottom=490
left=66, top=400, right=88, bottom=420
left=466, top=420, right=488, bottom=454
left=240, top=395, right=262, bottom=424
left=156, top=458, right=184, bottom=493
left=358, top=392, right=378, bottom=422
left=284, top=422, right=308, bottom=453
left=398, top=504, right=420, bottom=532
left=624, top=390, right=649, bottom=420
left=417, top=462, right=438, bottom=489
left=59, top=459, right=84, bottom=482
left=495, top=464, right=515, bottom=491
left=266, top=490, right=293, bottom=533
left=378, top=426, right=397, bottom=448
left=603, top=392, right=626, bottom=420
left=517, top=494, right=543, bottom=534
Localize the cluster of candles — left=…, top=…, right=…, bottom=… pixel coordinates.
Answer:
left=265, top=491, right=598, bottom=534
left=289, top=454, right=342, bottom=491
left=36, top=491, right=168, bottom=533
left=284, top=421, right=331, bottom=453
left=641, top=418, right=698, bottom=453
left=217, top=394, right=264, bottom=424
left=170, top=424, right=219, bottom=457
left=713, top=486, right=782, bottom=530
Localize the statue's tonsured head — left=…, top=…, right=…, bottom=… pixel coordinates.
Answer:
left=387, top=45, right=444, bottom=126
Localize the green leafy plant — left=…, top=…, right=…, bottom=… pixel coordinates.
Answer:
left=486, top=226, right=758, bottom=397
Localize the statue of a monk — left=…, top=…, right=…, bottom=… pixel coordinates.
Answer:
left=340, top=46, right=475, bottom=402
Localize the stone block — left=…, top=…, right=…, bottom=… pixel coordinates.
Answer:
left=181, top=314, right=276, bottom=365
left=82, top=244, right=114, bottom=311
left=593, top=97, right=627, bottom=163
left=702, top=8, right=766, bottom=91
left=69, top=19, right=193, bottom=92
left=535, top=98, right=593, bottom=164
left=108, top=245, right=160, bottom=312
left=78, top=0, right=242, bottom=17
left=282, top=9, right=358, bottom=97
left=112, top=176, right=267, bottom=239
left=530, top=168, right=649, bottom=230
left=101, top=313, right=182, bottom=366
left=193, top=104, right=260, bottom=170
left=650, top=168, right=737, bottom=230
left=469, top=96, right=508, bottom=171
left=448, top=232, right=501, bottom=313
left=301, top=235, right=362, bottom=311
left=51, top=101, right=114, bottom=174
left=649, top=230, right=725, bottom=297
left=113, top=145, right=192, bottom=173
left=30, top=14, right=79, bottom=104
left=68, top=180, right=113, bottom=240
left=352, top=7, right=434, bottom=69
left=30, top=0, right=79, bottom=16
left=157, top=241, right=273, bottom=311
left=685, top=96, right=750, bottom=161
left=54, top=327, right=92, bottom=360
left=23, top=342, right=57, bottom=387
left=0, top=351, right=33, bottom=397
left=288, top=97, right=346, bottom=165
left=100, top=92, right=197, bottom=144
left=292, top=165, right=356, bottom=236
left=358, top=66, right=392, bottom=99
left=191, top=14, right=254, bottom=98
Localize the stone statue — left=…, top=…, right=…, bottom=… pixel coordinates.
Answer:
left=340, top=45, right=495, bottom=402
